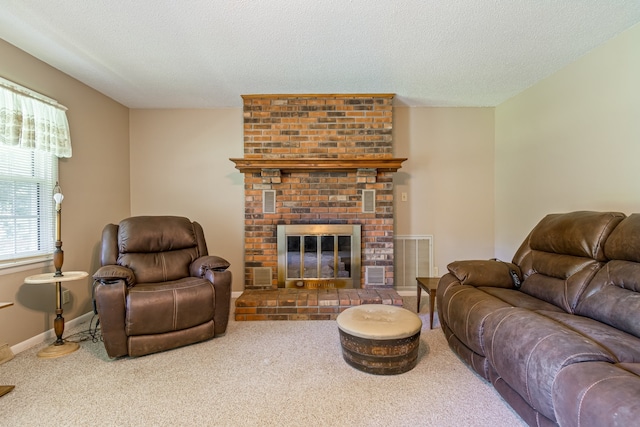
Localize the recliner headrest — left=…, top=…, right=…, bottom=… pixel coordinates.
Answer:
left=118, top=216, right=197, bottom=253
left=529, top=211, right=625, bottom=261
left=604, top=213, right=640, bottom=263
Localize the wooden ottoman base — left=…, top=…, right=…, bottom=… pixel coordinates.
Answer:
left=339, top=329, right=420, bottom=375
left=336, top=304, right=422, bottom=375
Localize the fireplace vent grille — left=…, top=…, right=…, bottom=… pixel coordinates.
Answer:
left=394, top=235, right=434, bottom=289
left=362, top=190, right=375, bottom=213
left=365, top=266, right=385, bottom=285
left=263, top=190, right=276, bottom=214
left=253, top=267, right=273, bottom=287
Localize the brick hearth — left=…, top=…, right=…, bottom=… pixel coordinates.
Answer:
left=235, top=288, right=403, bottom=321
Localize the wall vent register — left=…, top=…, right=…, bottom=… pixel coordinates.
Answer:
left=263, top=190, right=276, bottom=214
left=362, top=190, right=375, bottom=213
left=365, top=266, right=385, bottom=285
left=253, top=267, right=273, bottom=287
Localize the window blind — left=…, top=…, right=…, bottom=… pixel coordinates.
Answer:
left=0, top=145, right=57, bottom=262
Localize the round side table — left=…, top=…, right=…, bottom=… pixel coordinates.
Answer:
left=24, top=271, right=88, bottom=358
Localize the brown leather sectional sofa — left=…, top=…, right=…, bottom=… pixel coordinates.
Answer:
left=437, top=211, right=640, bottom=427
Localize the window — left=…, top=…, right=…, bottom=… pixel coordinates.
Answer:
left=0, top=76, right=70, bottom=268
left=0, top=145, right=57, bottom=263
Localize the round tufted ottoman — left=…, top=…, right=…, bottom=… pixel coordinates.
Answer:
left=336, top=304, right=422, bottom=375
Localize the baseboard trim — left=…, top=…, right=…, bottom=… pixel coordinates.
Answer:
left=396, top=289, right=418, bottom=296
left=11, top=311, right=94, bottom=355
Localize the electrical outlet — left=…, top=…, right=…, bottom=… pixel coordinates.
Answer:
left=62, top=289, right=70, bottom=305
left=434, top=267, right=439, bottom=277
left=401, top=192, right=408, bottom=202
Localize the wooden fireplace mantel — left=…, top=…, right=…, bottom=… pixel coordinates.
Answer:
left=229, top=157, right=407, bottom=173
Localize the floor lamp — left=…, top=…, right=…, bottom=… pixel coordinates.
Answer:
left=24, top=183, right=88, bottom=358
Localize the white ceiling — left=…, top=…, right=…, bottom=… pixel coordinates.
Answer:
left=1, top=1, right=639, bottom=109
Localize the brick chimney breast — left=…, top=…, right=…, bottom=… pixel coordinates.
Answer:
left=236, top=94, right=401, bottom=290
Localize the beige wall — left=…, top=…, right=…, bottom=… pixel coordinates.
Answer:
left=394, top=107, right=496, bottom=274
left=495, top=23, right=640, bottom=260
left=0, top=40, right=130, bottom=347
left=129, top=107, right=496, bottom=287
left=5, top=20, right=636, bottom=348
left=129, top=109, right=245, bottom=291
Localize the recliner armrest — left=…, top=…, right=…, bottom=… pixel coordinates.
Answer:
left=93, top=278, right=129, bottom=358
left=447, top=260, right=521, bottom=289
left=93, top=265, right=136, bottom=288
left=190, top=255, right=231, bottom=278
left=205, top=268, right=232, bottom=336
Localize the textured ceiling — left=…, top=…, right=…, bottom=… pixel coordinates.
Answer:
left=1, top=1, right=639, bottom=108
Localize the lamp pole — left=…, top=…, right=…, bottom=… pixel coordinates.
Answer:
left=53, top=182, right=64, bottom=278
left=52, top=182, right=65, bottom=345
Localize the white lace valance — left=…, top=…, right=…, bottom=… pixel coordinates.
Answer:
left=0, top=76, right=72, bottom=158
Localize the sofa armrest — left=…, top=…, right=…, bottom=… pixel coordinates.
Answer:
left=447, top=260, right=521, bottom=289
left=205, top=268, right=232, bottom=336
left=93, top=279, right=129, bottom=358
left=190, top=255, right=231, bottom=278
left=93, top=265, right=136, bottom=288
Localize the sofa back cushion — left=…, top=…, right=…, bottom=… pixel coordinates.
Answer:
left=514, top=211, right=625, bottom=313
left=115, top=216, right=204, bottom=283
left=576, top=214, right=640, bottom=338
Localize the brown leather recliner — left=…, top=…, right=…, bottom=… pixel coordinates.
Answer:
left=92, top=216, right=232, bottom=358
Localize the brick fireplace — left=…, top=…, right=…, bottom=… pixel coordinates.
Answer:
left=232, top=94, right=406, bottom=320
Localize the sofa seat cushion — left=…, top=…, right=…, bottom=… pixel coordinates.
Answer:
left=619, top=362, right=640, bottom=376
left=536, top=311, right=640, bottom=363
left=479, top=287, right=565, bottom=313
left=126, top=277, right=215, bottom=336
left=439, top=284, right=512, bottom=356
left=553, top=362, right=640, bottom=427
left=485, top=307, right=616, bottom=423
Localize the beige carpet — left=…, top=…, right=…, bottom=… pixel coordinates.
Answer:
left=0, top=297, right=525, bottom=426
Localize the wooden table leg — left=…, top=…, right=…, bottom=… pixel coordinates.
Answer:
left=0, top=385, right=14, bottom=397
left=416, top=278, right=439, bottom=329
left=429, top=290, right=435, bottom=329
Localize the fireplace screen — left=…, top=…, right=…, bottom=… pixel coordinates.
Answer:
left=277, top=224, right=361, bottom=289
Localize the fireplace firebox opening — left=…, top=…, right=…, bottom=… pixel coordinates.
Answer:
left=277, top=224, right=361, bottom=289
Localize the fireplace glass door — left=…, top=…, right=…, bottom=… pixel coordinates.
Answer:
left=278, top=224, right=361, bottom=288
